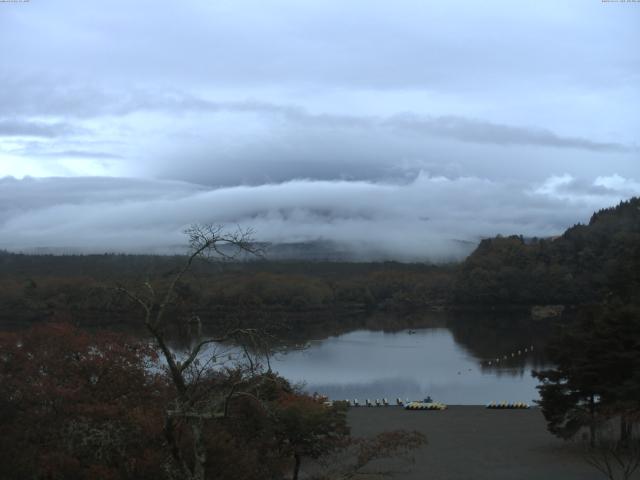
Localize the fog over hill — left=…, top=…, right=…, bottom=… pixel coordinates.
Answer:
left=1, top=174, right=639, bottom=261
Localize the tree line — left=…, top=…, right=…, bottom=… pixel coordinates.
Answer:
left=0, top=252, right=455, bottom=331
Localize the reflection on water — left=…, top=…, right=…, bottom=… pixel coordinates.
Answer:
left=106, top=309, right=552, bottom=406
left=270, top=327, right=549, bottom=405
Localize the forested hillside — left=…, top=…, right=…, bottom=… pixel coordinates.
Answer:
left=453, top=197, right=640, bottom=306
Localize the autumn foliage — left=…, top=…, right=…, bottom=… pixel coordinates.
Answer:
left=0, top=323, right=167, bottom=480
left=0, top=322, right=425, bottom=480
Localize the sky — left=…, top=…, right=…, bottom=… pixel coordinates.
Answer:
left=1, top=0, right=639, bottom=259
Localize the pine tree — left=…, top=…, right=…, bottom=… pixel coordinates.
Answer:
left=534, top=304, right=640, bottom=446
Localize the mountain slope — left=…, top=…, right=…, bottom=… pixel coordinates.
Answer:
left=454, top=197, right=640, bottom=306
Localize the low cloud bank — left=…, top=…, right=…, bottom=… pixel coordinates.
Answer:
left=1, top=173, right=638, bottom=261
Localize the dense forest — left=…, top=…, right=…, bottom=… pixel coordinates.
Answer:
left=0, top=253, right=455, bottom=331
left=454, top=197, right=640, bottom=306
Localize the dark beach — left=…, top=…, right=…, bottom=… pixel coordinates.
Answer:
left=346, top=406, right=629, bottom=480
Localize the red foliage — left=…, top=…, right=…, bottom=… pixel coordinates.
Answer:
left=0, top=323, right=168, bottom=480
left=273, top=391, right=350, bottom=480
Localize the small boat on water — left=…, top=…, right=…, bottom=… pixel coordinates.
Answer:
left=404, top=401, right=447, bottom=411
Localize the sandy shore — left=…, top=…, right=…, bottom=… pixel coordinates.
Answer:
left=346, top=406, right=633, bottom=480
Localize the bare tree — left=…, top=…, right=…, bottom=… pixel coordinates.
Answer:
left=118, top=224, right=266, bottom=480
left=584, top=439, right=640, bottom=480
left=581, top=414, right=640, bottom=480
left=311, top=430, right=427, bottom=480
left=117, top=224, right=427, bottom=480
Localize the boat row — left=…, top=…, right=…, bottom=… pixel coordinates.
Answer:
left=486, top=401, right=530, bottom=409
left=344, top=397, right=447, bottom=410
left=405, top=401, right=447, bottom=410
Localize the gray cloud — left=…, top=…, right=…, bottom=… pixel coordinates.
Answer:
left=0, top=84, right=631, bottom=153
left=138, top=114, right=638, bottom=189
left=37, top=150, right=123, bottom=160
left=2, top=1, right=638, bottom=93
left=0, top=119, right=78, bottom=138
left=384, top=114, right=633, bottom=153
left=0, top=0, right=638, bottom=257
left=1, top=174, right=637, bottom=260
left=2, top=80, right=634, bottom=187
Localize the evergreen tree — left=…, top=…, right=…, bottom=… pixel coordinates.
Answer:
left=534, top=304, right=640, bottom=446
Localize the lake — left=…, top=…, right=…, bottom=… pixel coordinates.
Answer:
left=269, top=324, right=548, bottom=405
left=92, top=310, right=552, bottom=406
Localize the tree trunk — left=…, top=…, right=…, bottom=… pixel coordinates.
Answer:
left=191, top=418, right=207, bottom=480
left=619, top=415, right=631, bottom=448
left=589, top=394, right=596, bottom=448
left=164, top=415, right=191, bottom=478
left=292, top=453, right=301, bottom=480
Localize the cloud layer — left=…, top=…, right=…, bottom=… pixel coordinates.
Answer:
left=1, top=173, right=638, bottom=260
left=0, top=1, right=638, bottom=257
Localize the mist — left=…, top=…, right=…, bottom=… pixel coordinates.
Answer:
left=1, top=173, right=637, bottom=261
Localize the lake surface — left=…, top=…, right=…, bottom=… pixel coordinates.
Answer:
left=270, top=327, right=547, bottom=405
left=82, top=310, right=551, bottom=406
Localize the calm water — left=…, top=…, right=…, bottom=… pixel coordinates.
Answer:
left=270, top=327, right=547, bottom=405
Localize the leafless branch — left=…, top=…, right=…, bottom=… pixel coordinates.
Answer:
left=582, top=436, right=640, bottom=480
left=117, top=223, right=270, bottom=480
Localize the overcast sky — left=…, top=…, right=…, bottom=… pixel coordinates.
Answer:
left=1, top=1, right=639, bottom=259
